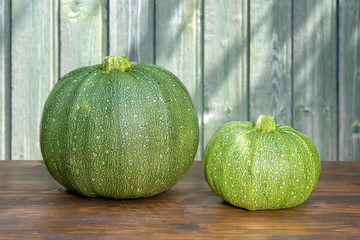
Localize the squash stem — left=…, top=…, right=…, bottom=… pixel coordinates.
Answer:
left=103, top=55, right=131, bottom=72
left=254, top=115, right=276, bottom=132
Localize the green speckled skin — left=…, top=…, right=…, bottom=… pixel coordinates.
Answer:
left=40, top=62, right=199, bottom=199
left=203, top=117, right=320, bottom=210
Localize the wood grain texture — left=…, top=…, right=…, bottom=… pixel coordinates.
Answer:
left=108, top=0, right=154, bottom=63
left=0, top=0, right=11, bottom=160
left=293, top=0, right=338, bottom=161
left=11, top=0, right=58, bottom=160
left=339, top=0, right=360, bottom=161
left=156, top=0, right=203, bottom=159
left=2, top=1, right=360, bottom=161
left=203, top=0, right=248, bottom=148
left=249, top=0, right=292, bottom=125
left=60, top=0, right=107, bottom=76
left=0, top=161, right=359, bottom=239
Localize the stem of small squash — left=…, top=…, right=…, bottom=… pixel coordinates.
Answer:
left=103, top=55, right=131, bottom=72
left=254, top=115, right=276, bottom=132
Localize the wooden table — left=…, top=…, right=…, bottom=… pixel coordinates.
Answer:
left=0, top=161, right=359, bottom=239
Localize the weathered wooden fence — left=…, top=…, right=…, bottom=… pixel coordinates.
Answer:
left=0, top=0, right=359, bottom=160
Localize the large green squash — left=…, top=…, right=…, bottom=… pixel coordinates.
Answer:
left=40, top=55, right=199, bottom=199
left=204, top=115, right=320, bottom=210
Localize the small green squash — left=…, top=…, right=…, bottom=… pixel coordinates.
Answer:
left=40, top=55, right=199, bottom=199
left=203, top=115, right=320, bottom=210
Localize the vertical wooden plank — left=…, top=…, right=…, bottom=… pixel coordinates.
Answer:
left=293, top=0, right=337, bottom=161
left=109, top=0, right=154, bottom=63
left=249, top=0, right=292, bottom=125
left=156, top=0, right=203, bottom=159
left=339, top=0, right=360, bottom=161
left=60, top=0, right=107, bottom=76
left=203, top=0, right=248, bottom=151
left=11, top=0, right=58, bottom=160
left=0, top=0, right=11, bottom=160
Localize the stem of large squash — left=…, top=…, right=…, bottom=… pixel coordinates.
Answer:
left=103, top=55, right=131, bottom=72
left=254, top=115, right=276, bottom=132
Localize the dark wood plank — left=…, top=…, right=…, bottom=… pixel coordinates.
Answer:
left=0, top=161, right=359, bottom=239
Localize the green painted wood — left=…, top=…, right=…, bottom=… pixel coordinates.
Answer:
left=339, top=0, right=360, bottom=161
left=60, top=0, right=107, bottom=76
left=203, top=0, right=248, bottom=151
left=108, top=0, right=154, bottom=63
left=155, top=0, right=203, bottom=158
left=11, top=0, right=58, bottom=160
left=3, top=0, right=360, bottom=161
left=249, top=0, right=292, bottom=125
left=293, top=0, right=337, bottom=161
left=0, top=0, right=11, bottom=160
